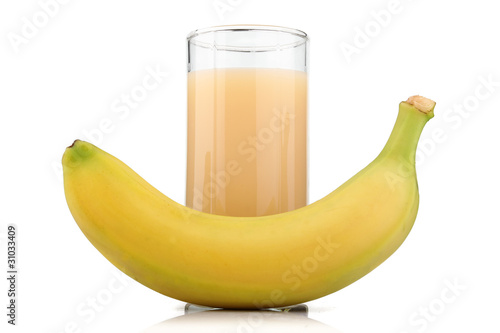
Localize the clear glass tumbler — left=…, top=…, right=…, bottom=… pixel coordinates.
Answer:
left=186, top=25, right=308, bottom=217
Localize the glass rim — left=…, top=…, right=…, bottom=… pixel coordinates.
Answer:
left=187, top=25, right=308, bottom=52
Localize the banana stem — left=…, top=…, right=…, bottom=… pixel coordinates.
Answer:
left=379, top=96, right=435, bottom=162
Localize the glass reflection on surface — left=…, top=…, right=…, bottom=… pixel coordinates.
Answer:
left=141, top=304, right=341, bottom=333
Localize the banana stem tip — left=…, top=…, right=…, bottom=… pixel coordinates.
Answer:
left=68, top=139, right=80, bottom=149
left=406, top=95, right=436, bottom=114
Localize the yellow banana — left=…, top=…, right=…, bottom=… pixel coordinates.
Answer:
left=63, top=95, right=435, bottom=309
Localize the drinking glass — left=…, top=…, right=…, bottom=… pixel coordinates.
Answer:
left=186, top=25, right=308, bottom=217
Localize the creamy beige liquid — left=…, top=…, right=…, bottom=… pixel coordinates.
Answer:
left=186, top=68, right=307, bottom=217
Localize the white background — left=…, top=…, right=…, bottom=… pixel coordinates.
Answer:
left=1, top=0, right=499, bottom=332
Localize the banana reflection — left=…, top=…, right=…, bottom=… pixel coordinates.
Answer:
left=142, top=304, right=342, bottom=333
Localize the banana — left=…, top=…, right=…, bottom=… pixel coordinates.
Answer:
left=63, top=95, right=435, bottom=309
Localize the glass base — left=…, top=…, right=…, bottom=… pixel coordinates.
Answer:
left=184, top=303, right=308, bottom=316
